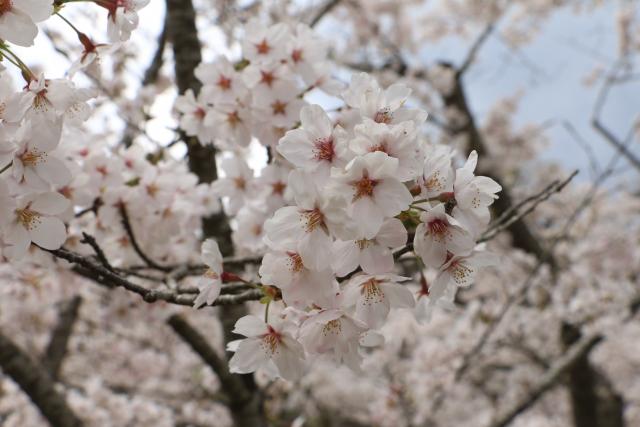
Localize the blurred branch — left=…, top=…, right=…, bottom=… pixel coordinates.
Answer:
left=142, top=15, right=168, bottom=86
left=0, top=331, right=84, bottom=427
left=591, top=61, right=640, bottom=172
left=167, top=315, right=264, bottom=427
left=479, top=170, right=578, bottom=243
left=119, top=203, right=172, bottom=272
left=488, top=333, right=603, bottom=427
left=457, top=23, right=495, bottom=77
left=310, top=0, right=341, bottom=27
left=41, top=296, right=83, bottom=381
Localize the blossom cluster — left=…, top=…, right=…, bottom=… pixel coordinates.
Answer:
left=0, top=0, right=150, bottom=260
left=177, top=22, right=502, bottom=380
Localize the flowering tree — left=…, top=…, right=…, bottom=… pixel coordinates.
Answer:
left=0, top=1, right=638, bottom=426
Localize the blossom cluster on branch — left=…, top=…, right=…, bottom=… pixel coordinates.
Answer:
left=175, top=21, right=502, bottom=379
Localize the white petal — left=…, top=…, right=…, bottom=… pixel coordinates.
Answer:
left=29, top=216, right=66, bottom=249
left=233, top=315, right=268, bottom=338
left=31, top=192, right=70, bottom=215
left=360, top=245, right=393, bottom=274
left=36, top=156, right=72, bottom=186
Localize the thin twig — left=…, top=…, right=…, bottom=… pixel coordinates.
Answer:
left=488, top=334, right=603, bottom=427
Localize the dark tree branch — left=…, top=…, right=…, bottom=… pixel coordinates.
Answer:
left=561, top=323, right=625, bottom=427
left=310, top=0, right=341, bottom=27
left=488, top=333, right=603, bottom=427
left=0, top=331, right=83, bottom=427
left=119, top=204, right=172, bottom=272
left=142, top=15, right=168, bottom=86
left=457, top=23, right=495, bottom=77
left=167, top=315, right=264, bottom=427
left=41, top=296, right=83, bottom=381
left=46, top=247, right=262, bottom=307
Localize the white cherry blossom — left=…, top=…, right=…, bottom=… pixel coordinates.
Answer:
left=329, top=151, right=413, bottom=238
left=343, top=273, right=415, bottom=329
left=228, top=315, right=305, bottom=381
left=332, top=218, right=407, bottom=277
left=278, top=104, right=350, bottom=182
left=193, top=239, right=223, bottom=309
left=3, top=191, right=69, bottom=259
left=413, top=204, right=475, bottom=268
left=0, top=0, right=53, bottom=47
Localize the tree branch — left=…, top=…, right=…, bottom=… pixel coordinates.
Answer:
left=167, top=315, right=264, bottom=427
left=46, top=247, right=262, bottom=308
left=0, top=331, right=83, bottom=427
left=41, top=296, right=83, bottom=381
left=488, top=333, right=603, bottom=427
left=119, top=203, right=172, bottom=272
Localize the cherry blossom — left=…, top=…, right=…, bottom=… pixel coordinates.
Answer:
left=413, top=204, right=475, bottom=268
left=278, top=104, right=351, bottom=182
left=332, top=218, right=408, bottom=277
left=329, top=151, right=413, bottom=238
left=3, top=191, right=69, bottom=259
left=0, top=0, right=53, bottom=46
left=228, top=315, right=305, bottom=381
left=193, top=239, right=223, bottom=309
left=343, top=273, right=415, bottom=329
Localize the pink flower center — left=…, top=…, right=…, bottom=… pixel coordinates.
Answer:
left=313, top=137, right=335, bottom=162
left=291, top=49, right=303, bottom=63
left=227, top=111, right=241, bottom=127
left=368, top=142, right=388, bottom=154
left=0, top=0, right=12, bottom=15
left=428, top=218, right=448, bottom=236
left=233, top=177, right=246, bottom=190
left=194, top=107, right=206, bottom=120
left=351, top=172, right=378, bottom=200
left=19, top=150, right=45, bottom=167
left=217, top=75, right=232, bottom=90
left=374, top=108, right=393, bottom=124
left=271, top=100, right=287, bottom=115
left=271, top=181, right=286, bottom=195
left=255, top=39, right=271, bottom=55
left=260, top=70, right=275, bottom=87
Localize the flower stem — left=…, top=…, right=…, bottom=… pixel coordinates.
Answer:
left=264, top=300, right=271, bottom=323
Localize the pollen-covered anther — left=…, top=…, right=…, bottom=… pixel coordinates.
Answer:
left=352, top=173, right=378, bottom=201
left=424, top=172, right=443, bottom=192
left=427, top=218, right=449, bottom=242
left=16, top=207, right=41, bottom=230
left=361, top=278, right=384, bottom=305
left=374, top=107, right=393, bottom=124
left=322, top=319, right=342, bottom=336
left=356, top=239, right=374, bottom=250
left=302, top=208, right=324, bottom=233
left=286, top=252, right=304, bottom=273
left=312, top=137, right=335, bottom=162
left=261, top=327, right=282, bottom=355
left=19, top=150, right=45, bottom=166
left=450, top=261, right=473, bottom=285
